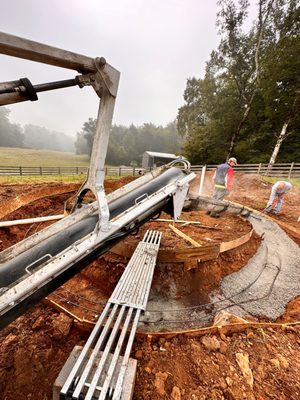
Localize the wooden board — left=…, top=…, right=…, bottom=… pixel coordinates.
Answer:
left=168, top=224, right=202, bottom=247
left=110, top=228, right=253, bottom=268
left=220, top=229, right=253, bottom=252
left=110, top=241, right=220, bottom=263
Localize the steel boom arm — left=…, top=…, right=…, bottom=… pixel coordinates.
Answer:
left=0, top=32, right=120, bottom=224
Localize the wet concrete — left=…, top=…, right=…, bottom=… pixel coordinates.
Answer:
left=221, top=215, right=300, bottom=320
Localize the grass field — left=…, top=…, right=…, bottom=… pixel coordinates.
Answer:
left=0, top=147, right=90, bottom=167
left=0, top=147, right=298, bottom=187
left=0, top=174, right=123, bottom=184
left=0, top=175, right=86, bottom=184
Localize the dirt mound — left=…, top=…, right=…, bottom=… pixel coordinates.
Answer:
left=133, top=325, right=300, bottom=400
left=191, top=172, right=300, bottom=245
left=0, top=182, right=80, bottom=220
left=0, top=192, right=73, bottom=251
left=191, top=170, right=269, bottom=197
left=104, top=175, right=136, bottom=193
left=0, top=305, right=88, bottom=399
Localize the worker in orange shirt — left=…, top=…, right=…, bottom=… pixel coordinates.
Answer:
left=208, top=157, right=237, bottom=217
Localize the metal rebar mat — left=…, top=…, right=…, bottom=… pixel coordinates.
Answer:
left=60, top=230, right=162, bottom=400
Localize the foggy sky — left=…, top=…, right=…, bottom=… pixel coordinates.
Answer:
left=0, top=0, right=257, bottom=137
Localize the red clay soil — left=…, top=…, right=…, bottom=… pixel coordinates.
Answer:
left=0, top=192, right=73, bottom=251
left=192, top=171, right=300, bottom=245
left=0, top=182, right=80, bottom=220
left=0, top=174, right=299, bottom=400
left=132, top=324, right=300, bottom=400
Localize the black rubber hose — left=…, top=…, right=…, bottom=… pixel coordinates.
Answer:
left=0, top=196, right=170, bottom=330
left=0, top=167, right=185, bottom=288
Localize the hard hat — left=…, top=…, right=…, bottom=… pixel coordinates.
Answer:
left=228, top=157, right=237, bottom=165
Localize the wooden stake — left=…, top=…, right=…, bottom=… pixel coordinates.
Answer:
left=44, top=298, right=96, bottom=325
left=154, top=218, right=220, bottom=230
left=169, top=224, right=202, bottom=247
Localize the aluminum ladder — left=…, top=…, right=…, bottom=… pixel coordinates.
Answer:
left=60, top=230, right=162, bottom=400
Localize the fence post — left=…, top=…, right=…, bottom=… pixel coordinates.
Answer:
left=118, top=167, right=121, bottom=176
left=198, top=165, right=206, bottom=196
left=76, top=167, right=79, bottom=175
left=257, top=163, right=262, bottom=175
left=40, top=166, right=42, bottom=175
left=19, top=166, right=22, bottom=176
left=58, top=167, right=61, bottom=175
left=133, top=167, right=135, bottom=176
left=288, top=162, right=294, bottom=179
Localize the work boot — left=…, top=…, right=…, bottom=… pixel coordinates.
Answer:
left=209, top=212, right=220, bottom=218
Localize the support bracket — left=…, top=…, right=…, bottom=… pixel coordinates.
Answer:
left=0, top=32, right=120, bottom=231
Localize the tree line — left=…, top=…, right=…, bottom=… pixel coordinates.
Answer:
left=0, top=108, right=181, bottom=166
left=75, top=120, right=182, bottom=166
left=76, top=0, right=299, bottom=166
left=177, top=0, right=299, bottom=165
left=1, top=0, right=298, bottom=167
left=0, top=107, right=74, bottom=152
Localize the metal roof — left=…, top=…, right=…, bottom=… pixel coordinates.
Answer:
left=144, top=151, right=177, bottom=158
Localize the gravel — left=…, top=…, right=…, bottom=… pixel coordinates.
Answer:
left=221, top=215, right=300, bottom=320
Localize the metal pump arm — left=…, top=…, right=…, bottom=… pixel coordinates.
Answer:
left=0, top=32, right=120, bottom=226
left=0, top=33, right=197, bottom=330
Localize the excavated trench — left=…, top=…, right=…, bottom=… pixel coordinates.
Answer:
left=0, top=177, right=299, bottom=400
left=1, top=180, right=298, bottom=332
left=0, top=186, right=261, bottom=332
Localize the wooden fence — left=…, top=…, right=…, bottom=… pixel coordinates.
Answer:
left=190, top=162, right=300, bottom=178
left=0, top=166, right=88, bottom=176
left=0, top=163, right=299, bottom=178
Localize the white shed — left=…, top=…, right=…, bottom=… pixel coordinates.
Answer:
left=142, top=151, right=178, bottom=168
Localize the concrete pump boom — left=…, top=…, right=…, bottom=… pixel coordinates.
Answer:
left=0, top=33, right=196, bottom=329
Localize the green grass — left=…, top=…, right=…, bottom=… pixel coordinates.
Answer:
left=0, top=175, right=86, bottom=185
left=0, top=147, right=90, bottom=167
left=262, top=176, right=300, bottom=189
left=0, top=174, right=126, bottom=185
